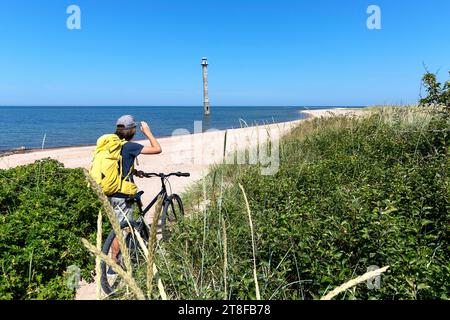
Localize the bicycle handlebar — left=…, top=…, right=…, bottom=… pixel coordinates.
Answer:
left=134, top=170, right=190, bottom=178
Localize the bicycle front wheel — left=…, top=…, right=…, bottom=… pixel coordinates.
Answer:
left=161, top=194, right=184, bottom=240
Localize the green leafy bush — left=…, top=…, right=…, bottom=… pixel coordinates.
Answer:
left=156, top=107, right=449, bottom=300
left=0, top=159, right=103, bottom=299
left=420, top=71, right=450, bottom=109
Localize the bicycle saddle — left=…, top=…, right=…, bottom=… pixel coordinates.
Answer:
left=125, top=190, right=144, bottom=203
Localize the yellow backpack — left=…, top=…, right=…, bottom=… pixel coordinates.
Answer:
left=89, top=134, right=137, bottom=196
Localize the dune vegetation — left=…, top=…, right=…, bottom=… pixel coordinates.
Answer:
left=150, top=105, right=448, bottom=300
left=0, top=160, right=106, bottom=299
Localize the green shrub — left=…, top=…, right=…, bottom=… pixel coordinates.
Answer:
left=420, top=71, right=450, bottom=108
left=0, top=159, right=103, bottom=299
left=156, top=107, right=449, bottom=300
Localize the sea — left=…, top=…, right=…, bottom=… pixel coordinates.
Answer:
left=0, top=106, right=364, bottom=152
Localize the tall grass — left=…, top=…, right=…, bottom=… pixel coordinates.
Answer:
left=95, top=210, right=102, bottom=300
left=146, top=197, right=163, bottom=298
left=239, top=183, right=261, bottom=300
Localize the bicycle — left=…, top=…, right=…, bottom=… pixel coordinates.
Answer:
left=100, top=170, right=190, bottom=296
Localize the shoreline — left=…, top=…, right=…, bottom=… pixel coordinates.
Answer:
left=0, top=107, right=366, bottom=157
left=0, top=108, right=366, bottom=166
left=0, top=107, right=369, bottom=173
left=0, top=117, right=307, bottom=170
left=0, top=114, right=308, bottom=158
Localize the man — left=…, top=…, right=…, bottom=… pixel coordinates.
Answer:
left=108, top=115, right=162, bottom=273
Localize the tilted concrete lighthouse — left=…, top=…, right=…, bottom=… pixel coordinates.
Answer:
left=201, top=57, right=210, bottom=115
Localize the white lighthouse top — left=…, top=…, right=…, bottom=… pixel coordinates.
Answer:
left=201, top=57, right=208, bottom=65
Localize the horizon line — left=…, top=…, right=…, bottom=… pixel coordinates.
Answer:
left=0, top=105, right=369, bottom=108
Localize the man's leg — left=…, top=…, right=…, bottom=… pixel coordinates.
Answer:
left=108, top=197, right=126, bottom=268
left=111, top=238, right=120, bottom=262
left=107, top=197, right=135, bottom=272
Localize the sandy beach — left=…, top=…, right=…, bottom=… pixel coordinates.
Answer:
left=1, top=115, right=303, bottom=206
left=0, top=107, right=365, bottom=299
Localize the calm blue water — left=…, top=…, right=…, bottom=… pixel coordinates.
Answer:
left=0, top=106, right=359, bottom=152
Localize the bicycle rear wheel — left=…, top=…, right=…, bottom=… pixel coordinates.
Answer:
left=161, top=194, right=184, bottom=240
left=100, top=220, right=149, bottom=297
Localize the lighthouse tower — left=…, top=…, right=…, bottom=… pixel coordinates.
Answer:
left=201, top=57, right=210, bottom=116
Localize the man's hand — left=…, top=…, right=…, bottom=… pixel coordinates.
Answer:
left=140, top=121, right=151, bottom=135
left=140, top=120, right=162, bottom=155
left=133, top=169, right=145, bottom=178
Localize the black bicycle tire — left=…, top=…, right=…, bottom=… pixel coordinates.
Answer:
left=161, top=194, right=184, bottom=240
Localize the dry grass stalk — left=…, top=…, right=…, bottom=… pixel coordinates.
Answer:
left=81, top=238, right=146, bottom=300
left=147, top=196, right=163, bottom=299
left=221, top=215, right=228, bottom=300
left=83, top=170, right=133, bottom=276
left=239, top=183, right=261, bottom=300
left=320, top=266, right=390, bottom=300
left=134, top=231, right=168, bottom=300
left=199, top=172, right=208, bottom=293
left=218, top=173, right=228, bottom=300
left=96, top=209, right=102, bottom=300
left=211, top=171, right=217, bottom=205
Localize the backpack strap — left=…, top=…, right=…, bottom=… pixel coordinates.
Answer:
left=117, top=139, right=138, bottom=184
left=123, top=165, right=134, bottom=182
left=120, top=145, right=135, bottom=183
left=116, top=140, right=129, bottom=186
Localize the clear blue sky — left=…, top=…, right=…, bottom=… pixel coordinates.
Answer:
left=0, top=0, right=449, bottom=106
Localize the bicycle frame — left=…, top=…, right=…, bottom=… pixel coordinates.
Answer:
left=136, top=176, right=168, bottom=216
